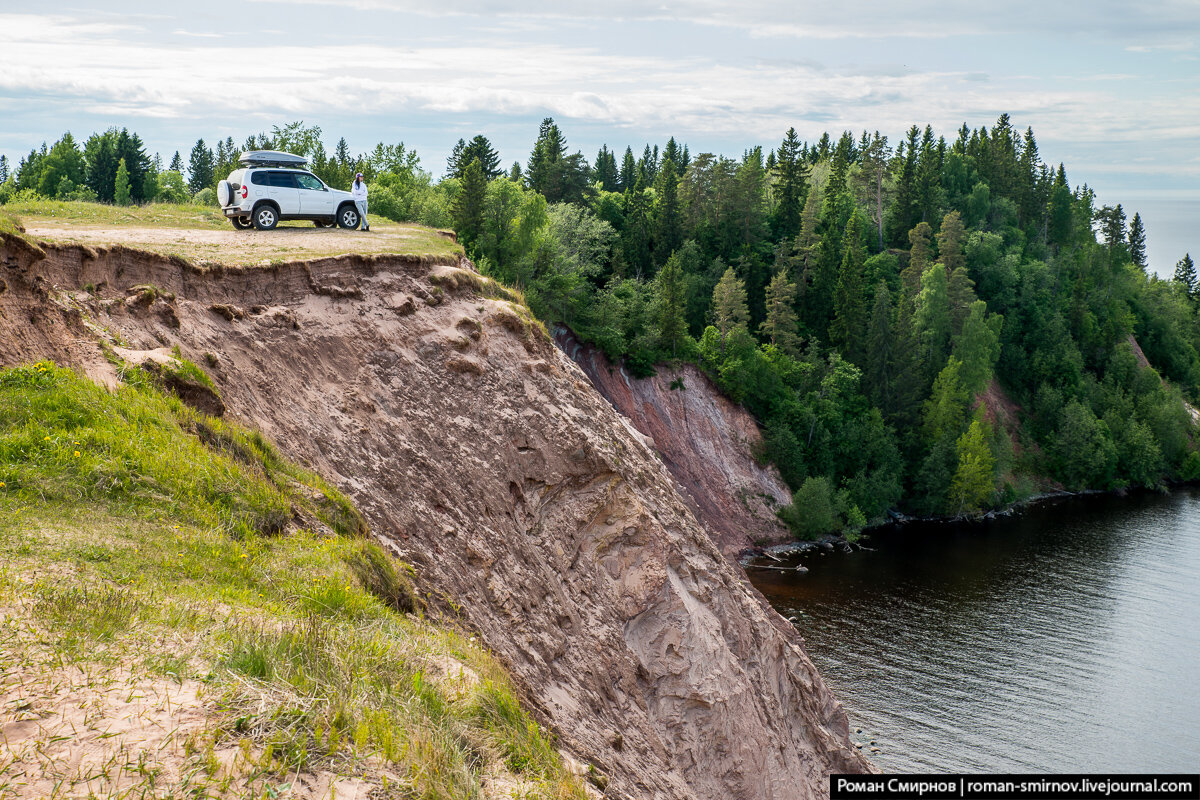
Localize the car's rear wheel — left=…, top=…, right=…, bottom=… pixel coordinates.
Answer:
left=253, top=205, right=279, bottom=231
left=231, top=216, right=253, bottom=230
left=337, top=204, right=360, bottom=229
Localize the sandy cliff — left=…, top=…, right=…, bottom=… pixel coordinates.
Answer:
left=554, top=328, right=793, bottom=556
left=0, top=233, right=870, bottom=798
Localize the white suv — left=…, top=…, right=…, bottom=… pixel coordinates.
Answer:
left=217, top=151, right=362, bottom=231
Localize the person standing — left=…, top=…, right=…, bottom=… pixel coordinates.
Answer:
left=351, top=172, right=369, bottom=231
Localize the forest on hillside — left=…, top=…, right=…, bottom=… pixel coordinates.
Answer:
left=5, top=115, right=1200, bottom=537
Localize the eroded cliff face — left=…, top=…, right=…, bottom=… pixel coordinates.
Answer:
left=554, top=329, right=792, bottom=556
left=0, top=234, right=871, bottom=798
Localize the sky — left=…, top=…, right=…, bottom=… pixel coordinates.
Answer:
left=1, top=1, right=1197, bottom=275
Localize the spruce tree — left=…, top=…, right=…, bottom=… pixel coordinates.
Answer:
left=864, top=282, right=896, bottom=410
left=462, top=135, right=501, bottom=179
left=1128, top=212, right=1147, bottom=269
left=169, top=151, right=184, bottom=173
left=1175, top=254, right=1197, bottom=299
left=830, top=211, right=868, bottom=364
left=759, top=269, right=800, bottom=355
left=622, top=175, right=654, bottom=279
left=113, top=158, right=131, bottom=206
left=0, top=154, right=8, bottom=184
left=656, top=251, right=689, bottom=358
left=711, top=266, right=750, bottom=341
left=771, top=127, right=808, bottom=240
left=446, top=138, right=466, bottom=177
left=451, top=158, right=487, bottom=253
left=594, top=145, right=618, bottom=190
left=619, top=146, right=637, bottom=193
left=653, top=158, right=682, bottom=264
left=187, top=138, right=214, bottom=194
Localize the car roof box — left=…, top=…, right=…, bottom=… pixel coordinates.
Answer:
left=238, top=150, right=309, bottom=168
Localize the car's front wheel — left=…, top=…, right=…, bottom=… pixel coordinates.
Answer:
left=337, top=204, right=360, bottom=229
left=231, top=216, right=253, bottom=230
left=253, top=205, right=279, bottom=231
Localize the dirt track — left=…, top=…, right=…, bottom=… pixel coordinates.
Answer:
left=21, top=222, right=459, bottom=267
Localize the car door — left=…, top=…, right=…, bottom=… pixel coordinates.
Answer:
left=296, top=173, right=337, bottom=216
left=265, top=171, right=300, bottom=215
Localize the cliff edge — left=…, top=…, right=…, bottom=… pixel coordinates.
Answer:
left=0, top=231, right=870, bottom=798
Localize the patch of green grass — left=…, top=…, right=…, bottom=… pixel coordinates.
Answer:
left=1, top=197, right=228, bottom=229
left=0, top=360, right=587, bottom=799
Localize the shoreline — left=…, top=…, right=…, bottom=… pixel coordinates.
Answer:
left=739, top=480, right=1198, bottom=568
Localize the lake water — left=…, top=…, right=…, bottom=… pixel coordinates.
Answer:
left=748, top=489, right=1200, bottom=773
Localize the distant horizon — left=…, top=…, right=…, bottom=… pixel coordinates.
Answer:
left=2, top=2, right=1196, bottom=275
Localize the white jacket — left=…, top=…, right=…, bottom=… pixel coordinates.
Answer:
left=351, top=180, right=368, bottom=201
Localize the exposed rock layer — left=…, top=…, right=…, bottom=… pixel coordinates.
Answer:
left=0, top=235, right=871, bottom=798
left=554, top=328, right=792, bottom=556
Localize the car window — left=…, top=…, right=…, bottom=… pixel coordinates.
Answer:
left=267, top=171, right=298, bottom=188
left=296, top=174, right=325, bottom=191
left=250, top=171, right=269, bottom=185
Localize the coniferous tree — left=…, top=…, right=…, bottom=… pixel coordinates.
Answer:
left=760, top=268, right=801, bottom=355
left=446, top=138, right=466, bottom=177
left=771, top=127, right=808, bottom=241
left=113, top=158, right=131, bottom=206
left=463, top=135, right=501, bottom=179
left=656, top=250, right=689, bottom=357
left=662, top=137, right=685, bottom=175
left=0, top=155, right=7, bottom=184
left=711, top=266, right=750, bottom=341
left=1099, top=204, right=1127, bottom=250
left=1128, top=212, right=1147, bottom=269
left=594, top=145, right=619, bottom=190
left=831, top=211, right=868, bottom=364
left=653, top=158, right=683, bottom=264
left=115, top=129, right=150, bottom=202
left=451, top=157, right=487, bottom=253
left=187, top=139, right=214, bottom=194
left=641, top=144, right=659, bottom=184
left=887, top=126, right=920, bottom=245
left=622, top=175, right=654, bottom=279
left=169, top=151, right=184, bottom=173
left=864, top=282, right=896, bottom=409
left=936, top=211, right=966, bottom=272
left=1175, top=254, right=1197, bottom=299
left=618, top=146, right=637, bottom=193
left=526, top=118, right=590, bottom=205
left=855, top=131, right=890, bottom=250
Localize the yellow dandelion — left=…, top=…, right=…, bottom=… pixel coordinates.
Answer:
left=0, top=482, right=6, bottom=488
left=43, top=436, right=51, bottom=442
left=74, top=451, right=81, bottom=458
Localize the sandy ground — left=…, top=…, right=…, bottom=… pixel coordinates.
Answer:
left=22, top=223, right=460, bottom=267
